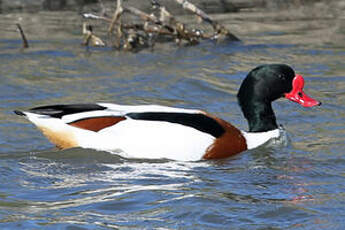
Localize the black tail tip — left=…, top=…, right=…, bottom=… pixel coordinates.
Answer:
left=14, top=110, right=26, bottom=116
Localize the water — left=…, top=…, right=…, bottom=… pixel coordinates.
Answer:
left=0, top=7, right=345, bottom=229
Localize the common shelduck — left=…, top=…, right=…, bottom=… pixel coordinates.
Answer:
left=15, top=64, right=321, bottom=161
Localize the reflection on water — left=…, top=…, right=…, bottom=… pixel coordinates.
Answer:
left=0, top=5, right=344, bottom=230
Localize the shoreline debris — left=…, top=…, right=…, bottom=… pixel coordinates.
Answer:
left=82, top=0, right=240, bottom=51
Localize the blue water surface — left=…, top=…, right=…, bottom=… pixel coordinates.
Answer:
left=0, top=9, right=345, bottom=230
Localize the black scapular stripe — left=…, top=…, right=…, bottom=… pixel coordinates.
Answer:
left=126, top=112, right=225, bottom=138
left=28, top=104, right=107, bottom=118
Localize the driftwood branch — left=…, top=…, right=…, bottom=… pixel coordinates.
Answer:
left=125, top=6, right=160, bottom=24
left=16, top=23, right=29, bottom=48
left=174, top=0, right=215, bottom=27
left=108, top=0, right=123, bottom=34
left=174, top=0, right=239, bottom=41
left=83, top=13, right=112, bottom=22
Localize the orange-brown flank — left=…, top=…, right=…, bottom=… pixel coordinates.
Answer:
left=203, top=115, right=247, bottom=159
left=69, top=116, right=126, bottom=132
left=37, top=126, right=78, bottom=149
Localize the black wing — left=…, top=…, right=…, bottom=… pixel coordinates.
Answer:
left=126, top=112, right=225, bottom=138
left=24, top=104, right=107, bottom=118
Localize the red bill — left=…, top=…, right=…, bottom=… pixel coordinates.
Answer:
left=285, top=74, right=321, bottom=107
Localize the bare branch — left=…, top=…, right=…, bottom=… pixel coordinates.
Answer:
left=124, top=6, right=160, bottom=24
left=16, top=23, right=29, bottom=48
left=173, top=0, right=240, bottom=41
left=174, top=0, right=215, bottom=28
left=108, top=0, right=123, bottom=34
left=82, top=13, right=112, bottom=22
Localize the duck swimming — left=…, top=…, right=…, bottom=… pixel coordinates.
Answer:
left=15, top=64, right=321, bottom=161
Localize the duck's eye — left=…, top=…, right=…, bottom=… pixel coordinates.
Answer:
left=298, top=92, right=303, bottom=97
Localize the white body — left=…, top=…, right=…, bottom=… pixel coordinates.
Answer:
left=22, top=104, right=283, bottom=161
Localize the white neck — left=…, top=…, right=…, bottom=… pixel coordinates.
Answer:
left=241, top=129, right=281, bottom=150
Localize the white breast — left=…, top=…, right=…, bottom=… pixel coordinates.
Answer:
left=241, top=128, right=286, bottom=150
